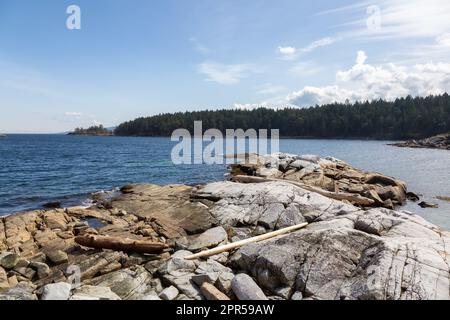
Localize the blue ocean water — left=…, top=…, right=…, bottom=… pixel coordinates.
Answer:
left=1, top=135, right=449, bottom=229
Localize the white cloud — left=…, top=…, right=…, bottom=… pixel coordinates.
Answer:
left=198, top=62, right=256, bottom=85
left=233, top=100, right=290, bottom=110
left=277, top=37, right=339, bottom=61
left=277, top=46, right=297, bottom=60
left=355, top=50, right=368, bottom=65
left=300, top=37, right=340, bottom=53
left=287, top=86, right=358, bottom=107
left=286, top=51, right=450, bottom=107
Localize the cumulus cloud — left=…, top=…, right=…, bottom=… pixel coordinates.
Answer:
left=198, top=62, right=256, bottom=85
left=355, top=50, right=368, bottom=65
left=277, top=46, right=297, bottom=60
left=287, top=51, right=450, bottom=107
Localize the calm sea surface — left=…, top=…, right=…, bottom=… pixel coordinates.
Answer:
left=1, top=135, right=449, bottom=229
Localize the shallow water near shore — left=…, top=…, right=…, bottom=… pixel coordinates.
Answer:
left=1, top=134, right=449, bottom=229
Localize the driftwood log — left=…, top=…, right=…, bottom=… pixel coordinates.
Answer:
left=184, top=222, right=308, bottom=260
left=75, top=235, right=169, bottom=254
left=200, top=283, right=230, bottom=300
left=231, top=175, right=376, bottom=206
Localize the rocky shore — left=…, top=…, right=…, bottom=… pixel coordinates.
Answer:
left=1, top=153, right=449, bottom=300
left=389, top=133, right=450, bottom=150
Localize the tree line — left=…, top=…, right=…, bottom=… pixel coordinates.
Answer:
left=114, top=94, right=450, bottom=139
left=69, top=125, right=113, bottom=136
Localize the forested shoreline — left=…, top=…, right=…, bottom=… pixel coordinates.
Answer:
left=68, top=125, right=113, bottom=136
left=114, top=94, right=450, bottom=139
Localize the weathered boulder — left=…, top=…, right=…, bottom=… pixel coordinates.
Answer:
left=229, top=153, right=408, bottom=208
left=70, top=285, right=121, bottom=300
left=30, top=261, right=52, bottom=279
left=41, top=282, right=72, bottom=300
left=0, top=253, right=20, bottom=270
left=158, top=250, right=197, bottom=275
left=0, top=283, right=37, bottom=300
left=231, top=274, right=268, bottom=300
left=45, top=250, right=68, bottom=265
left=161, top=271, right=203, bottom=300
left=176, top=226, right=228, bottom=252
left=159, top=285, right=179, bottom=300
left=84, top=266, right=153, bottom=300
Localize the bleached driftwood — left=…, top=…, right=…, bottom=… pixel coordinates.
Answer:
left=75, top=235, right=169, bottom=254
left=200, top=283, right=230, bottom=301
left=184, top=222, right=308, bottom=260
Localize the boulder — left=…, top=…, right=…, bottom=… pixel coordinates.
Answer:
left=0, top=283, right=37, bottom=300
left=41, top=282, right=72, bottom=300
left=0, top=253, right=20, bottom=270
left=231, top=274, right=268, bottom=300
left=162, top=271, right=203, bottom=300
left=70, top=285, right=121, bottom=300
left=229, top=153, right=408, bottom=208
left=192, top=273, right=219, bottom=286
left=30, top=261, right=52, bottom=279
left=43, top=210, right=69, bottom=230
left=418, top=201, right=439, bottom=209
left=46, top=250, right=68, bottom=265
left=291, top=291, right=303, bottom=300
left=83, top=266, right=152, bottom=300
left=176, top=226, right=228, bottom=252
left=159, top=286, right=179, bottom=300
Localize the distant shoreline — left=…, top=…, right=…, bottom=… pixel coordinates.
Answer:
left=0, top=133, right=405, bottom=142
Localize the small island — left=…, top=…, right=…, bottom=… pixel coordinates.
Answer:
left=68, top=125, right=113, bottom=136
left=389, top=133, right=450, bottom=150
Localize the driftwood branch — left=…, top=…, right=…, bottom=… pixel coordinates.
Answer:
left=231, top=175, right=375, bottom=206
left=200, top=283, right=230, bottom=300
left=75, top=235, right=169, bottom=254
left=184, top=222, right=308, bottom=260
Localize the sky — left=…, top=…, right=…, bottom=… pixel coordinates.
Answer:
left=1, top=0, right=450, bottom=133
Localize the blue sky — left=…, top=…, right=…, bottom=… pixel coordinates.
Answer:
left=1, top=0, right=450, bottom=133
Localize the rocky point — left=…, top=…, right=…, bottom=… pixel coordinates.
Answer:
left=0, top=153, right=449, bottom=300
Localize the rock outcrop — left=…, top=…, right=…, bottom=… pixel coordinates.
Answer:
left=389, top=133, right=450, bottom=150
left=228, top=153, right=407, bottom=209
left=0, top=153, right=449, bottom=300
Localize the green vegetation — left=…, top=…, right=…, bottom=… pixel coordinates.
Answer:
left=69, top=125, right=113, bottom=136
left=114, top=94, right=450, bottom=139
